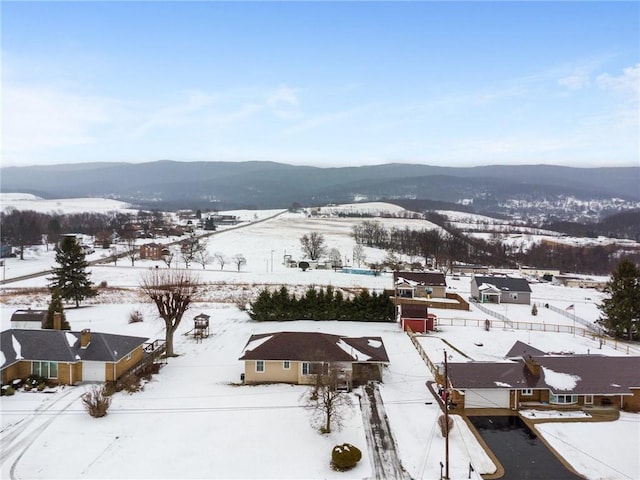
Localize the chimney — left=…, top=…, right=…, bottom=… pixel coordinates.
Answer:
left=53, top=312, right=62, bottom=331
left=80, top=329, right=91, bottom=348
left=523, top=355, right=540, bottom=377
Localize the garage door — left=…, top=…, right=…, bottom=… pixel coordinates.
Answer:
left=465, top=389, right=510, bottom=408
left=82, top=361, right=106, bottom=382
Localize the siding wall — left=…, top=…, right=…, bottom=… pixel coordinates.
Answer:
left=244, top=360, right=300, bottom=384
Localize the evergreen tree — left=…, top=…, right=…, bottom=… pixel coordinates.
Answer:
left=48, top=237, right=98, bottom=307
left=43, top=289, right=71, bottom=329
left=598, top=259, right=640, bottom=341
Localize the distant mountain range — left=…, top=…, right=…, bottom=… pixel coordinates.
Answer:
left=2, top=161, right=639, bottom=219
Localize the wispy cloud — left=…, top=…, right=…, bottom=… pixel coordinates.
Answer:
left=558, top=72, right=591, bottom=91
left=266, top=85, right=301, bottom=120
left=596, top=63, right=640, bottom=99
left=2, top=83, right=118, bottom=157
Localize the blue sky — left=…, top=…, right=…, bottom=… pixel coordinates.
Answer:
left=2, top=1, right=639, bottom=168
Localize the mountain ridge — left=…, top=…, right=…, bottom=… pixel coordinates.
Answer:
left=2, top=161, right=638, bottom=216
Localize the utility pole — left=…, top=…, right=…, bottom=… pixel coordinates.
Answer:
left=444, top=350, right=450, bottom=480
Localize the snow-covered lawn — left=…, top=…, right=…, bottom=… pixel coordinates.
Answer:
left=1, top=200, right=639, bottom=479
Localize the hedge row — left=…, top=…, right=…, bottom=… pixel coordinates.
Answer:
left=248, top=285, right=395, bottom=322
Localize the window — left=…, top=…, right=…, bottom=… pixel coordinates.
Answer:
left=283, top=361, right=290, bottom=370
left=550, top=393, right=577, bottom=404
left=255, top=360, right=265, bottom=373
left=302, top=362, right=310, bottom=375
left=521, top=388, right=533, bottom=396
left=126, top=353, right=132, bottom=361
left=32, top=361, right=58, bottom=379
left=584, top=395, right=593, bottom=405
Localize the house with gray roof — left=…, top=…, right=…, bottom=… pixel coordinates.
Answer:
left=238, top=331, right=390, bottom=389
left=470, top=275, right=532, bottom=304
left=1, top=328, right=150, bottom=385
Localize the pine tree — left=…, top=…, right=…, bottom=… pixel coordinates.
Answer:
left=48, top=237, right=98, bottom=308
left=43, top=289, right=71, bottom=330
left=598, top=259, right=640, bottom=341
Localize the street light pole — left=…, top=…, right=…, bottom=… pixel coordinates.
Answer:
left=444, top=350, right=450, bottom=480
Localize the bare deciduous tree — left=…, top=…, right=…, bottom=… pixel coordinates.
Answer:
left=300, top=232, right=327, bottom=261
left=328, top=248, right=342, bottom=267
left=213, top=252, right=227, bottom=270
left=301, top=367, right=354, bottom=434
left=123, top=234, right=137, bottom=267
left=352, top=244, right=366, bottom=267
left=140, top=269, right=201, bottom=357
left=232, top=253, right=247, bottom=271
left=195, top=248, right=212, bottom=269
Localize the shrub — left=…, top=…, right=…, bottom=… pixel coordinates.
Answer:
left=99, top=280, right=108, bottom=288
left=438, top=414, right=454, bottom=437
left=82, top=385, right=112, bottom=418
left=117, top=373, right=143, bottom=394
left=128, top=309, right=144, bottom=323
left=331, top=443, right=362, bottom=471
left=24, top=383, right=33, bottom=392
left=531, top=304, right=538, bottom=316
left=299, top=261, right=310, bottom=272
left=37, top=383, right=46, bottom=391
left=26, top=374, right=47, bottom=387
left=2, top=386, right=15, bottom=396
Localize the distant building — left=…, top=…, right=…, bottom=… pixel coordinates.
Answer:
left=470, top=275, right=532, bottom=305
left=139, top=242, right=165, bottom=260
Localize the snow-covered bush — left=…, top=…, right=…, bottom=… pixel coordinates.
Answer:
left=331, top=443, right=362, bottom=471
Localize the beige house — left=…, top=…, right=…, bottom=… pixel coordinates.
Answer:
left=393, top=271, right=447, bottom=299
left=1, top=328, right=150, bottom=385
left=238, top=331, right=390, bottom=389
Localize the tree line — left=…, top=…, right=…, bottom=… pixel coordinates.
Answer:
left=248, top=285, right=395, bottom=322
left=0, top=208, right=158, bottom=259
left=350, top=218, right=640, bottom=275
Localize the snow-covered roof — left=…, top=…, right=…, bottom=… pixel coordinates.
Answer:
left=238, top=331, right=389, bottom=363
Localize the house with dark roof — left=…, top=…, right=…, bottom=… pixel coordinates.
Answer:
left=10, top=309, right=48, bottom=330
left=1, top=328, right=150, bottom=385
left=393, top=271, right=447, bottom=299
left=470, top=275, right=532, bottom=305
left=437, top=343, right=640, bottom=412
left=238, top=331, right=390, bottom=388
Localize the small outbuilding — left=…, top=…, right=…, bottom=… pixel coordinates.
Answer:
left=399, top=304, right=437, bottom=333
left=10, top=309, right=48, bottom=330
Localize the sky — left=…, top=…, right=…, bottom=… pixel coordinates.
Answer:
left=2, top=1, right=639, bottom=169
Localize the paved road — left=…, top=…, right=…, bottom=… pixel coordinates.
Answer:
left=359, top=383, right=412, bottom=480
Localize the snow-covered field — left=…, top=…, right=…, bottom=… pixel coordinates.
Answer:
left=1, top=200, right=639, bottom=480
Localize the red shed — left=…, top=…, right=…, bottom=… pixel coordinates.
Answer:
left=399, top=303, right=436, bottom=333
